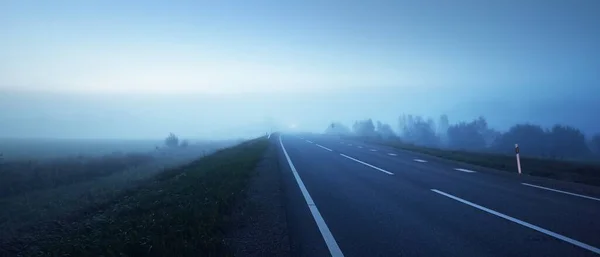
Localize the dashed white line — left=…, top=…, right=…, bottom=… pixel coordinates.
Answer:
left=358, top=146, right=363, bottom=148
left=306, top=140, right=314, bottom=144
left=279, top=136, right=345, bottom=257
left=413, top=159, right=427, bottom=163
left=316, top=144, right=333, bottom=152
left=431, top=189, right=600, bottom=255
left=522, top=183, right=600, bottom=202
left=348, top=144, right=353, bottom=146
left=340, top=154, right=394, bottom=175
left=388, top=153, right=397, bottom=156
left=370, top=149, right=377, bottom=152
left=454, top=168, right=476, bottom=173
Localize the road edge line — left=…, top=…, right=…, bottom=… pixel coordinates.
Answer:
left=279, top=135, right=344, bottom=257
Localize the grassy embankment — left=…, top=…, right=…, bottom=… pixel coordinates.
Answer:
left=354, top=137, right=600, bottom=186
left=1, top=137, right=269, bottom=257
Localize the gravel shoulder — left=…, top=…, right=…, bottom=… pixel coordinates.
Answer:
left=224, top=143, right=291, bottom=257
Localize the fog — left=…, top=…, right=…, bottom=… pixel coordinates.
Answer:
left=1, top=0, right=599, bottom=141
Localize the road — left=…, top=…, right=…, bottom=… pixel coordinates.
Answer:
left=271, top=133, right=600, bottom=257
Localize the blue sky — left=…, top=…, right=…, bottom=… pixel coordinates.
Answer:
left=1, top=0, right=599, bottom=138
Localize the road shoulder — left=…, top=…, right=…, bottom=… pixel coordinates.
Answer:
left=224, top=143, right=291, bottom=257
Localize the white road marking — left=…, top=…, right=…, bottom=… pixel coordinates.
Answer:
left=358, top=146, right=363, bottom=148
left=348, top=144, right=353, bottom=146
left=413, top=159, right=427, bottom=163
left=267, top=133, right=271, bottom=139
left=279, top=136, right=345, bottom=257
left=454, top=168, right=476, bottom=173
left=431, top=189, right=600, bottom=255
left=306, top=140, right=314, bottom=144
left=370, top=149, right=377, bottom=152
left=339, top=154, right=394, bottom=175
left=522, top=183, right=600, bottom=202
left=316, top=144, right=333, bottom=152
left=388, top=153, right=397, bottom=156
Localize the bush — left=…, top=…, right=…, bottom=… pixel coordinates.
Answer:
left=165, top=133, right=179, bottom=148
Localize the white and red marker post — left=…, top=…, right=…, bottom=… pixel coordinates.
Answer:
left=515, top=144, right=522, bottom=174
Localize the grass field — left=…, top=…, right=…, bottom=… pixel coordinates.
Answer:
left=0, top=138, right=162, bottom=160
left=349, top=137, right=600, bottom=187
left=0, top=137, right=268, bottom=257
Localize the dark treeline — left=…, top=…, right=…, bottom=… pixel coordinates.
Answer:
left=326, top=114, right=600, bottom=161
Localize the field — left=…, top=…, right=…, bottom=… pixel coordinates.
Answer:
left=349, top=136, right=600, bottom=187
left=0, top=138, right=162, bottom=160
left=0, top=137, right=265, bottom=256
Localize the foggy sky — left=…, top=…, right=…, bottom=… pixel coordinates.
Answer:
left=1, top=0, right=599, bottom=139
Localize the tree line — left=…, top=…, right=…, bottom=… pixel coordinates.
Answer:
left=326, top=115, right=600, bottom=160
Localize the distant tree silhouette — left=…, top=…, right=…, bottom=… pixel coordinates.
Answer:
left=325, top=122, right=351, bottom=135
left=336, top=114, right=597, bottom=160
left=353, top=119, right=377, bottom=138
left=437, top=114, right=450, bottom=145
left=546, top=125, right=590, bottom=159
left=180, top=139, right=190, bottom=148
left=446, top=116, right=488, bottom=150
left=165, top=133, right=179, bottom=148
left=376, top=121, right=397, bottom=140
left=492, top=124, right=547, bottom=156
left=399, top=115, right=439, bottom=147
left=590, top=134, right=600, bottom=155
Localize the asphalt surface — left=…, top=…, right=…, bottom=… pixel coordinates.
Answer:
left=272, top=133, right=600, bottom=257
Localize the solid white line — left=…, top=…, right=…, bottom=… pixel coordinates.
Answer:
left=413, top=159, right=427, bottom=163
left=388, top=153, right=397, bottom=156
left=370, top=149, right=377, bottom=152
left=279, top=136, right=344, bottom=257
left=306, top=140, right=314, bottom=144
left=522, top=183, right=600, bottom=202
left=455, top=168, right=476, bottom=173
left=339, top=154, right=394, bottom=175
left=431, top=189, right=600, bottom=255
left=316, top=144, right=333, bottom=152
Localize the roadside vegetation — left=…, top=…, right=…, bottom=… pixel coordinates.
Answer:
left=326, top=114, right=600, bottom=186
left=1, top=134, right=261, bottom=256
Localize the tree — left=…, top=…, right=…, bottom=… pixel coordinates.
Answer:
left=547, top=125, right=590, bottom=159
left=165, top=133, right=179, bottom=148
left=325, top=122, right=351, bottom=135
left=180, top=140, right=190, bottom=148
left=400, top=115, right=439, bottom=147
left=447, top=120, right=486, bottom=150
left=492, top=124, right=547, bottom=156
left=376, top=121, right=396, bottom=139
left=437, top=114, right=449, bottom=137
left=590, top=134, right=600, bottom=155
left=353, top=119, right=376, bottom=137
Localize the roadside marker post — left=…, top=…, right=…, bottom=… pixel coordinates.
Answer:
left=515, top=144, right=522, bottom=174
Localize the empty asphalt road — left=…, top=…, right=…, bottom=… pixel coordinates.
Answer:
left=272, top=133, right=600, bottom=257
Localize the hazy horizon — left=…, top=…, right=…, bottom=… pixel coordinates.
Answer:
left=1, top=0, right=599, bottom=139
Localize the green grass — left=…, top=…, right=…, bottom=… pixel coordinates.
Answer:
left=2, top=137, right=269, bottom=257
left=356, top=137, right=600, bottom=187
